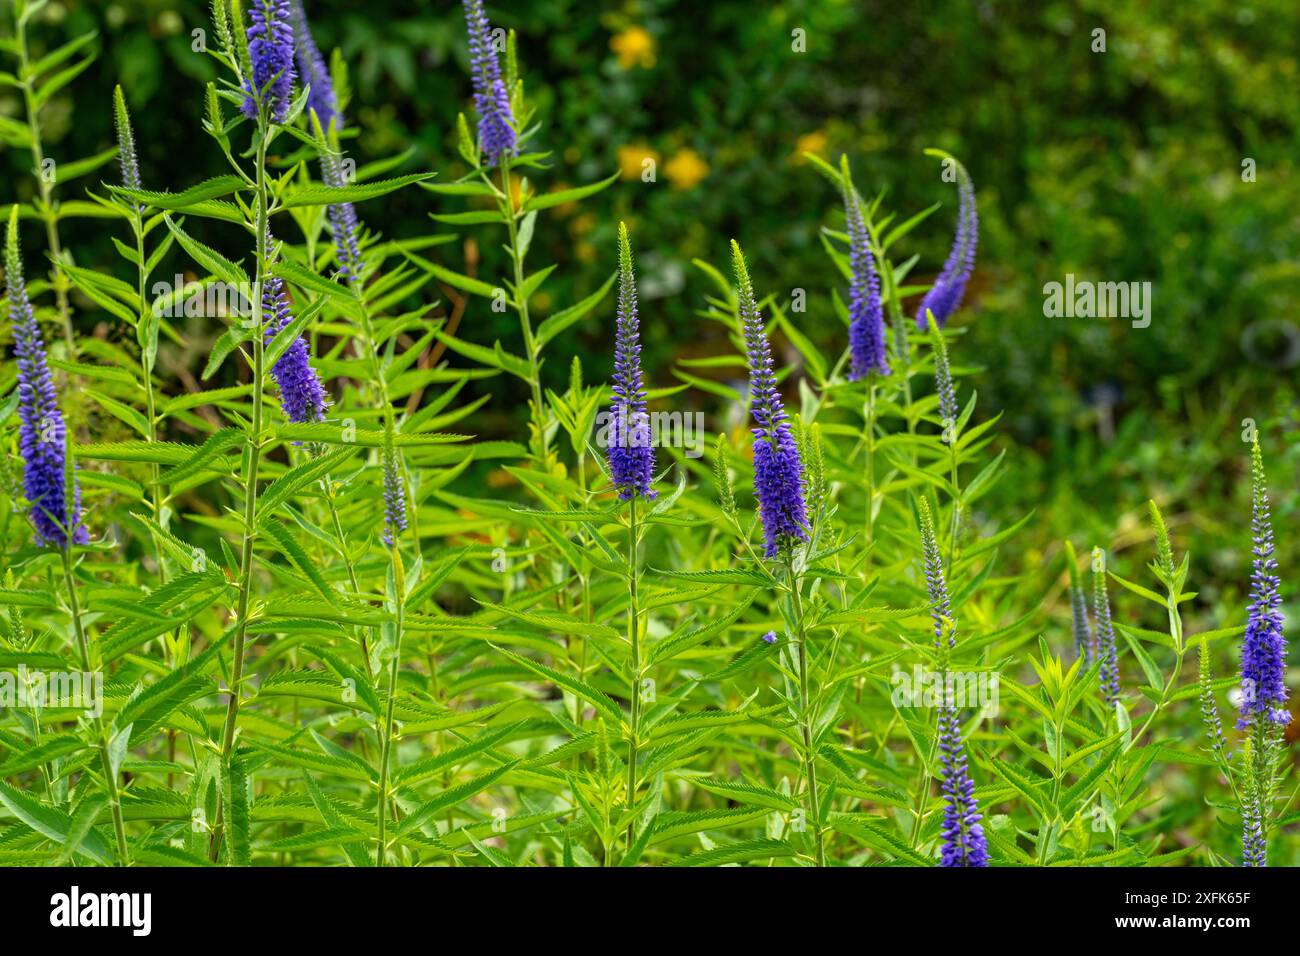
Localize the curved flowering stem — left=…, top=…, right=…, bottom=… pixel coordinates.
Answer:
left=927, top=313, right=962, bottom=569
left=916, top=150, right=978, bottom=331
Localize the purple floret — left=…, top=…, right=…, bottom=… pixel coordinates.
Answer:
left=1238, top=441, right=1289, bottom=728
left=241, top=0, right=296, bottom=124
left=844, top=188, right=887, bottom=379
left=606, top=224, right=655, bottom=501
left=916, top=165, right=978, bottom=329
left=733, top=241, right=807, bottom=558
left=462, top=0, right=516, bottom=165
left=5, top=212, right=87, bottom=548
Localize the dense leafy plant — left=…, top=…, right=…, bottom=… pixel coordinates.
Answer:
left=0, top=0, right=1293, bottom=868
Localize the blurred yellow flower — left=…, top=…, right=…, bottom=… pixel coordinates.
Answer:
left=618, top=144, right=661, bottom=180
left=569, top=212, right=597, bottom=238
left=611, top=27, right=656, bottom=69
left=793, top=130, right=829, bottom=163
left=665, top=149, right=709, bottom=189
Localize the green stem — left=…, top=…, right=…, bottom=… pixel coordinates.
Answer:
left=623, top=495, right=641, bottom=851
left=375, top=547, right=407, bottom=866
left=864, top=383, right=876, bottom=554
left=946, top=440, right=961, bottom=571
left=788, top=565, right=825, bottom=866
left=209, top=128, right=271, bottom=862
left=497, top=158, right=549, bottom=463
left=322, top=473, right=376, bottom=681
left=61, top=549, right=129, bottom=865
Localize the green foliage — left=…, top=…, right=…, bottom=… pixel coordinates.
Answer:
left=0, top=0, right=1295, bottom=870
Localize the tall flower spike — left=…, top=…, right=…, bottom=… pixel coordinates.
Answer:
left=241, top=0, right=296, bottom=123
left=732, top=240, right=807, bottom=558
left=1198, top=641, right=1227, bottom=756
left=927, top=313, right=958, bottom=432
left=261, top=231, right=329, bottom=424
left=918, top=499, right=988, bottom=867
left=1065, top=542, right=1093, bottom=663
left=937, top=706, right=990, bottom=867
left=1092, top=550, right=1120, bottom=705
left=606, top=223, right=655, bottom=501
left=462, top=0, right=516, bottom=165
left=316, top=125, right=364, bottom=281
left=112, top=86, right=141, bottom=193
left=1149, top=500, right=1175, bottom=578
left=1237, top=439, right=1288, bottom=728
left=916, top=158, right=978, bottom=329
left=843, top=185, right=888, bottom=379
left=381, top=429, right=407, bottom=548
left=5, top=208, right=87, bottom=548
left=1242, top=793, right=1267, bottom=867
left=918, top=498, right=954, bottom=648
left=287, top=0, right=338, bottom=129
left=1071, top=583, right=1093, bottom=664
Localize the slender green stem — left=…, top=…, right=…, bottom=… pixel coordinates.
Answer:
left=623, top=495, right=641, bottom=851
left=61, top=549, right=130, bottom=865
left=375, top=547, right=407, bottom=866
left=863, top=383, right=876, bottom=554
left=945, top=440, right=960, bottom=571
left=497, top=159, right=550, bottom=463
left=788, top=566, right=825, bottom=866
left=322, top=472, right=376, bottom=681
left=209, top=129, right=271, bottom=862
left=1125, top=588, right=1186, bottom=754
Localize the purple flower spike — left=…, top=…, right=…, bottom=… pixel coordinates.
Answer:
left=5, top=209, right=87, bottom=548
left=1243, top=797, right=1266, bottom=867
left=1238, top=440, right=1289, bottom=729
left=462, top=0, right=516, bottom=166
left=288, top=0, right=338, bottom=129
left=1092, top=555, right=1120, bottom=705
left=732, top=240, right=807, bottom=559
left=112, top=86, right=141, bottom=193
left=918, top=498, right=954, bottom=649
left=917, top=498, right=987, bottom=867
left=938, top=707, right=989, bottom=867
left=1071, top=583, right=1093, bottom=665
left=320, top=148, right=364, bottom=281
left=844, top=188, right=888, bottom=379
left=288, top=1, right=363, bottom=281
left=916, top=159, right=978, bottom=329
left=762, top=631, right=778, bottom=645
left=607, top=224, right=655, bottom=501
left=381, top=439, right=407, bottom=548
left=241, top=0, right=296, bottom=124
left=261, top=231, right=329, bottom=425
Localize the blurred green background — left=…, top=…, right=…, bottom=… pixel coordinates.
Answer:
left=4, top=0, right=1298, bottom=622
